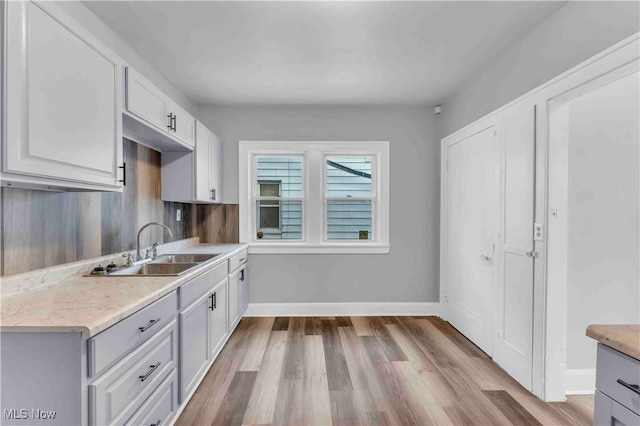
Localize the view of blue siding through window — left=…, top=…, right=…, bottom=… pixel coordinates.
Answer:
left=255, top=156, right=303, bottom=239
left=326, top=157, right=373, bottom=240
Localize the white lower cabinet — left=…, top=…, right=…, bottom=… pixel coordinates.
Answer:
left=178, top=275, right=228, bottom=403
left=126, top=370, right=178, bottom=426
left=595, top=390, right=639, bottom=426
left=228, top=250, right=249, bottom=332
left=89, top=320, right=178, bottom=425
left=0, top=249, right=249, bottom=426
left=593, top=343, right=640, bottom=425
left=228, top=270, right=240, bottom=332
left=178, top=291, right=212, bottom=403
left=238, top=266, right=249, bottom=320
left=210, top=278, right=229, bottom=359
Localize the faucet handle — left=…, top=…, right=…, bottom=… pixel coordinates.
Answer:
left=146, top=242, right=160, bottom=259
left=121, top=253, right=134, bottom=267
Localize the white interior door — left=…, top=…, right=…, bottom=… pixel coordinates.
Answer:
left=446, top=126, right=498, bottom=355
left=494, top=103, right=536, bottom=390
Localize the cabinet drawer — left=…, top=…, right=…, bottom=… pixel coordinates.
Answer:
left=126, top=369, right=178, bottom=426
left=179, top=262, right=227, bottom=309
left=596, top=343, right=640, bottom=415
left=89, top=291, right=178, bottom=377
left=228, top=249, right=248, bottom=273
left=89, top=320, right=178, bottom=426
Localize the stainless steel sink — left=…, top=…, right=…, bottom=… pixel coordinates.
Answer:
left=109, top=262, right=199, bottom=276
left=153, top=253, right=219, bottom=264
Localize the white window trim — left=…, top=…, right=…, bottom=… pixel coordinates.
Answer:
left=239, top=141, right=390, bottom=254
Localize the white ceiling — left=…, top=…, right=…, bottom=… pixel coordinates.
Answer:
left=83, top=1, right=566, bottom=106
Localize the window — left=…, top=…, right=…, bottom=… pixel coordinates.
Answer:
left=325, top=156, right=374, bottom=240
left=240, top=141, right=389, bottom=254
left=254, top=156, right=303, bottom=240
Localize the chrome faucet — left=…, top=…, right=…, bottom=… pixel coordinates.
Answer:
left=136, top=222, right=173, bottom=260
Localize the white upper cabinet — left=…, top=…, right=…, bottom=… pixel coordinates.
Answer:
left=168, top=100, right=195, bottom=147
left=2, top=1, right=124, bottom=191
left=124, top=67, right=195, bottom=151
left=195, top=122, right=212, bottom=201
left=209, top=132, right=223, bottom=203
left=162, top=121, right=223, bottom=204
left=126, top=68, right=168, bottom=131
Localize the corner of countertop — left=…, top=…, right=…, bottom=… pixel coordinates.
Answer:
left=586, top=324, right=640, bottom=361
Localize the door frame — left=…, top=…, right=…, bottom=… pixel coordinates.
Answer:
left=544, top=59, right=639, bottom=400
left=440, top=33, right=640, bottom=401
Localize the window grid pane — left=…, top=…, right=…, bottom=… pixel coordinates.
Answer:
left=326, top=199, right=373, bottom=240
left=256, top=156, right=303, bottom=198
left=255, top=156, right=304, bottom=241
left=325, top=156, right=374, bottom=241
left=255, top=200, right=303, bottom=240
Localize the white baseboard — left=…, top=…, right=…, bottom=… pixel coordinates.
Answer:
left=244, top=302, right=440, bottom=317
left=565, top=369, right=596, bottom=395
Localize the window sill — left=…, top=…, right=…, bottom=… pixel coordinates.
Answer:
left=247, top=243, right=390, bottom=254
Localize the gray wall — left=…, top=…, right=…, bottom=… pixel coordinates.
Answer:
left=440, top=1, right=640, bottom=137
left=197, top=105, right=439, bottom=303
left=566, top=73, right=640, bottom=371
left=54, top=1, right=197, bottom=115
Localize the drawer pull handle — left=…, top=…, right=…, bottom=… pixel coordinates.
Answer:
left=139, top=362, right=161, bottom=382
left=239, top=258, right=246, bottom=262
left=139, top=318, right=160, bottom=333
left=617, top=379, right=640, bottom=395
left=151, top=420, right=162, bottom=426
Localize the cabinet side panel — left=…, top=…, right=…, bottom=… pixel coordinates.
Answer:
left=0, top=332, right=83, bottom=425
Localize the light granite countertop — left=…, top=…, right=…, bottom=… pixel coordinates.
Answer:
left=586, top=324, right=640, bottom=361
left=0, top=240, right=247, bottom=338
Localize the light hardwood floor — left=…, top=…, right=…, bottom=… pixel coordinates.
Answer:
left=176, top=316, right=593, bottom=426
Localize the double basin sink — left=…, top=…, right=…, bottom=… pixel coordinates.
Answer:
left=106, top=253, right=219, bottom=277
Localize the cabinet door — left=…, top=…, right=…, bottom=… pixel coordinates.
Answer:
left=595, top=390, right=640, bottom=426
left=209, top=132, right=223, bottom=202
left=4, top=1, right=123, bottom=189
left=194, top=122, right=212, bottom=202
left=238, top=266, right=249, bottom=317
left=167, top=101, right=195, bottom=147
left=178, top=292, right=211, bottom=403
left=126, top=67, right=169, bottom=131
left=228, top=270, right=240, bottom=331
left=210, top=279, right=228, bottom=359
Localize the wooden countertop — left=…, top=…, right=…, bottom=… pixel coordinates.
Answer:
left=586, top=324, right=640, bottom=361
left=1, top=243, right=247, bottom=338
